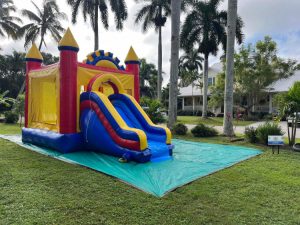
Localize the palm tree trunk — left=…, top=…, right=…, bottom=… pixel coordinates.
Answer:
left=168, top=0, right=181, bottom=128
left=202, top=54, right=209, bottom=118
left=94, top=4, right=99, bottom=51
left=223, top=0, right=238, bottom=137
left=287, top=120, right=291, bottom=145
left=18, top=81, right=26, bottom=96
left=157, top=25, right=162, bottom=100
left=291, top=112, right=298, bottom=145
left=38, top=36, right=43, bottom=50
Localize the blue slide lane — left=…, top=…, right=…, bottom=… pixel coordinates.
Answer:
left=109, top=94, right=173, bottom=162
left=80, top=92, right=140, bottom=142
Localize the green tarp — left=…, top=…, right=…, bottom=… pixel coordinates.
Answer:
left=0, top=135, right=261, bottom=197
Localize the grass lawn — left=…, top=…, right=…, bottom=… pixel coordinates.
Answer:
left=177, top=116, right=258, bottom=126
left=1, top=124, right=300, bottom=224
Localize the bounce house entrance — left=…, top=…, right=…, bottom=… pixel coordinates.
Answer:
left=87, top=74, right=125, bottom=95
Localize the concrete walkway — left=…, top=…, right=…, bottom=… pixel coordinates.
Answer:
left=185, top=121, right=300, bottom=138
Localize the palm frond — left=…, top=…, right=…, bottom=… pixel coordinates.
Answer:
left=99, top=0, right=109, bottom=29
left=109, top=0, right=128, bottom=30
left=21, top=9, right=41, bottom=23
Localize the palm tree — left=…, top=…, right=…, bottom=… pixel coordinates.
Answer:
left=223, top=0, right=238, bottom=137
left=181, top=0, right=243, bottom=118
left=179, top=49, right=203, bottom=87
left=139, top=58, right=158, bottom=98
left=168, top=0, right=181, bottom=128
left=19, top=0, right=67, bottom=50
left=5, top=51, right=26, bottom=97
left=0, top=0, right=22, bottom=39
left=67, top=0, right=128, bottom=51
left=135, top=0, right=171, bottom=101
left=0, top=90, right=15, bottom=108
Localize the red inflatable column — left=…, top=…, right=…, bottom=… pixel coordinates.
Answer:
left=58, top=28, right=79, bottom=134
left=125, top=47, right=140, bottom=102
left=24, top=44, right=43, bottom=128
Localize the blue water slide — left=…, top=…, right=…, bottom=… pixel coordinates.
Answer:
left=80, top=92, right=151, bottom=163
left=109, top=94, right=173, bottom=162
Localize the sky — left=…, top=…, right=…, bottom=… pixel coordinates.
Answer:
left=2, top=0, right=300, bottom=85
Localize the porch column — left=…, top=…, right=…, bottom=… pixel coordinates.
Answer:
left=182, top=97, right=185, bottom=110
left=269, top=94, right=273, bottom=114
left=192, top=96, right=195, bottom=113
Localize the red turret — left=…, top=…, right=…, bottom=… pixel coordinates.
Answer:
left=58, top=28, right=79, bottom=134
left=24, top=44, right=43, bottom=127
left=125, top=47, right=140, bottom=102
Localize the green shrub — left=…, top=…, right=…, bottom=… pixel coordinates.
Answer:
left=172, top=123, right=188, bottom=135
left=191, top=123, right=218, bottom=137
left=4, top=111, right=18, bottom=124
left=140, top=97, right=166, bottom=124
left=244, top=126, right=258, bottom=143
left=256, top=122, right=283, bottom=145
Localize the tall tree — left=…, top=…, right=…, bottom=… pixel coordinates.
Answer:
left=168, top=0, right=181, bottom=128
left=139, top=58, right=158, bottom=98
left=181, top=0, right=243, bottom=118
left=0, top=51, right=26, bottom=98
left=67, top=0, right=128, bottom=51
left=179, top=49, right=203, bottom=87
left=135, top=0, right=171, bottom=101
left=0, top=0, right=21, bottom=39
left=275, top=82, right=300, bottom=146
left=209, top=37, right=300, bottom=117
left=19, top=0, right=67, bottom=50
left=223, top=0, right=238, bottom=137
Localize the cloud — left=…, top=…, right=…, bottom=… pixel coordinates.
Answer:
left=1, top=0, right=300, bottom=85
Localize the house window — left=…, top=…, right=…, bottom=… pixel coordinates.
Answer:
left=195, top=97, right=201, bottom=106
left=184, top=97, right=193, bottom=106
left=208, top=77, right=215, bottom=86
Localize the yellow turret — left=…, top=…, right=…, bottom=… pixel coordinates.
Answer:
left=125, top=46, right=139, bottom=62
left=25, top=43, right=43, bottom=61
left=58, top=28, right=79, bottom=51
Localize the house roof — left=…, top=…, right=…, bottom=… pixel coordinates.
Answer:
left=179, top=85, right=203, bottom=97
left=267, top=70, right=300, bottom=92
left=178, top=63, right=300, bottom=97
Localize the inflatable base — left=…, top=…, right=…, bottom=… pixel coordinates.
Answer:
left=22, top=128, right=83, bottom=154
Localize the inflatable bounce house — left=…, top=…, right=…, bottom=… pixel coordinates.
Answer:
left=22, top=28, right=173, bottom=163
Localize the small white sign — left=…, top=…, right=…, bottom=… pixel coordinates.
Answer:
left=268, top=135, right=284, bottom=146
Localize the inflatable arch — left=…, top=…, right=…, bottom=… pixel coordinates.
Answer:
left=22, top=28, right=173, bottom=163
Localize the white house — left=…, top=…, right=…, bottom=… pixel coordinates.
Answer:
left=178, top=62, right=222, bottom=114
left=267, top=70, right=300, bottom=113
left=178, top=62, right=300, bottom=115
